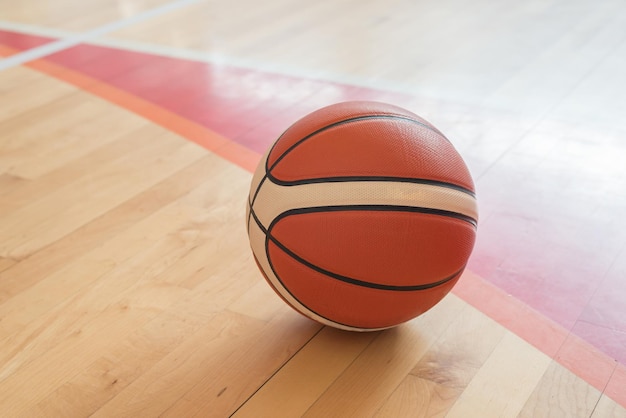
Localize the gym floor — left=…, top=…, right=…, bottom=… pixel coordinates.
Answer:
left=0, top=0, right=625, bottom=416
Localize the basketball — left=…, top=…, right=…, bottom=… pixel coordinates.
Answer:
left=246, top=101, right=478, bottom=331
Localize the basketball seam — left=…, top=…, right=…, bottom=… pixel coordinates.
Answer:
left=249, top=113, right=466, bottom=219
left=266, top=175, right=476, bottom=197
left=252, top=206, right=371, bottom=330
left=262, top=228, right=461, bottom=331
left=262, top=215, right=369, bottom=330
left=268, top=232, right=466, bottom=291
left=251, top=252, right=304, bottom=314
left=264, top=207, right=470, bottom=289
left=249, top=204, right=268, bottom=235
left=265, top=114, right=449, bottom=175
left=248, top=174, right=267, bottom=229
left=250, top=204, right=467, bottom=290
left=273, top=204, right=478, bottom=228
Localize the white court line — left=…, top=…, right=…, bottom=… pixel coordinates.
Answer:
left=0, top=0, right=202, bottom=72
left=0, top=18, right=424, bottom=100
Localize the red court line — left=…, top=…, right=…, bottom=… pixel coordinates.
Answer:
left=456, top=271, right=621, bottom=397
left=24, top=50, right=259, bottom=172
left=0, top=44, right=15, bottom=56
left=607, top=363, right=626, bottom=407
left=1, top=39, right=624, bottom=408
left=0, top=29, right=52, bottom=52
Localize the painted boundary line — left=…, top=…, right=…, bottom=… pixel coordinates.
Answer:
left=0, top=0, right=202, bottom=72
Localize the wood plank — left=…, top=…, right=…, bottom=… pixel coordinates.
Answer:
left=0, top=0, right=173, bottom=31
left=29, top=247, right=265, bottom=417
left=0, top=126, right=205, bottom=260
left=5, top=95, right=150, bottom=179
left=0, top=207, right=205, bottom=412
left=0, top=173, right=27, bottom=198
left=592, top=395, right=626, bottom=418
left=91, top=311, right=319, bottom=418
left=227, top=279, right=287, bottom=322
left=301, top=295, right=466, bottom=417
left=0, top=158, right=245, bottom=353
left=0, top=92, right=114, bottom=171
left=518, top=361, right=601, bottom=418
left=485, top=0, right=626, bottom=118
left=0, top=163, right=252, bottom=414
left=32, top=307, right=232, bottom=417
left=0, top=257, right=17, bottom=274
left=375, top=296, right=506, bottom=417
left=0, top=119, right=147, bottom=215
left=108, top=0, right=309, bottom=50
left=0, top=71, right=75, bottom=123
left=445, top=332, right=552, bottom=418
left=373, top=374, right=455, bottom=418
left=231, top=326, right=375, bottom=418
left=0, top=67, right=44, bottom=94
left=0, top=152, right=231, bottom=305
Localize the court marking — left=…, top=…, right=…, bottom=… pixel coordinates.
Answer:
left=0, top=38, right=625, bottom=409
left=0, top=0, right=202, bottom=72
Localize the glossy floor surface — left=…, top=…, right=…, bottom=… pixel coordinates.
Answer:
left=1, top=0, right=625, bottom=416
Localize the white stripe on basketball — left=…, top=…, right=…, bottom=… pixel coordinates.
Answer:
left=248, top=146, right=272, bottom=204
left=252, top=178, right=477, bottom=231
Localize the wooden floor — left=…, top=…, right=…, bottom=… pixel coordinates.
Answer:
left=1, top=0, right=626, bottom=416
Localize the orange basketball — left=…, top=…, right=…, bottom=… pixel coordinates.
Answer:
left=246, top=101, right=478, bottom=331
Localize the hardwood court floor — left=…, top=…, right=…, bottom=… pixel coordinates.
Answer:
left=1, top=0, right=626, bottom=416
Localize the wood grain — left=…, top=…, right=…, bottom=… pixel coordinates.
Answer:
left=592, top=396, right=626, bottom=418
left=301, top=295, right=466, bottom=417
left=445, top=332, right=552, bottom=418
left=376, top=298, right=506, bottom=416
left=519, top=362, right=601, bottom=418
left=232, top=326, right=374, bottom=418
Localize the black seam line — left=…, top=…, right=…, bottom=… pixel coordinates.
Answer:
left=250, top=174, right=268, bottom=209
left=250, top=205, right=268, bottom=235
left=265, top=114, right=446, bottom=174
left=246, top=202, right=250, bottom=235
left=263, top=237, right=347, bottom=329
left=246, top=196, right=257, bottom=236
left=265, top=175, right=475, bottom=197
left=247, top=192, right=259, bottom=236
left=274, top=205, right=477, bottom=228
left=261, top=212, right=360, bottom=330
left=263, top=232, right=367, bottom=331
left=265, top=125, right=289, bottom=171
left=267, top=229, right=465, bottom=292
left=228, top=326, right=324, bottom=418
